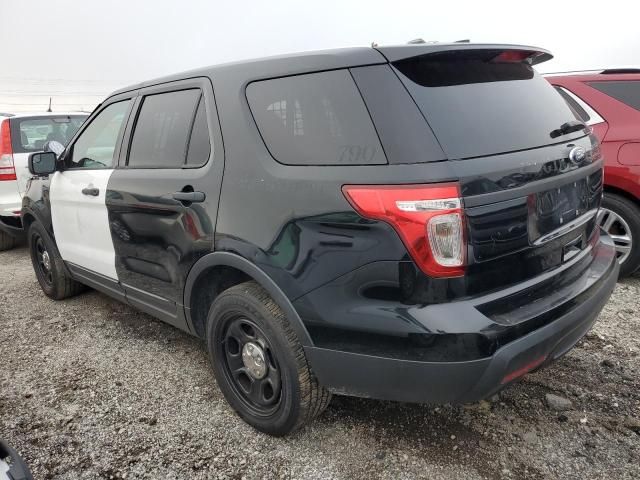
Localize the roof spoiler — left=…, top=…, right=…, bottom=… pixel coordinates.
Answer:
left=374, top=43, right=553, bottom=66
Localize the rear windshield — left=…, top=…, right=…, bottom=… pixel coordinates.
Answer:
left=11, top=115, right=86, bottom=153
left=392, top=50, right=586, bottom=159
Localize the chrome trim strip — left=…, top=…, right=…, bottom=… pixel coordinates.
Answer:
left=533, top=209, right=598, bottom=246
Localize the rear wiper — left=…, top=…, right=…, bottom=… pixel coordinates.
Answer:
left=550, top=120, right=587, bottom=139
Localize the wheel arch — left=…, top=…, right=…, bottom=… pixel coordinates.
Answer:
left=183, top=251, right=314, bottom=346
left=21, top=208, right=73, bottom=278
left=603, top=184, right=640, bottom=206
left=21, top=211, right=37, bottom=231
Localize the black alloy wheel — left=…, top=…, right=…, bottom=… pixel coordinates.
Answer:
left=206, top=281, right=331, bottom=436
left=32, top=232, right=53, bottom=286
left=219, top=316, right=282, bottom=416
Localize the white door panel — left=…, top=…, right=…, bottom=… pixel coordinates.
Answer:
left=50, top=169, right=117, bottom=279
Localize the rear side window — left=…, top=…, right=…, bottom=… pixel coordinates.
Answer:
left=11, top=116, right=86, bottom=153
left=588, top=81, right=640, bottom=111
left=128, top=89, right=205, bottom=168
left=247, top=70, right=386, bottom=165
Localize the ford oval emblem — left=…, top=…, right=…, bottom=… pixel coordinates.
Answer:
left=568, top=146, right=587, bottom=165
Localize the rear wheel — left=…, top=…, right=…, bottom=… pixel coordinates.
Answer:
left=0, top=231, right=16, bottom=251
left=207, top=281, right=331, bottom=436
left=28, top=222, right=85, bottom=300
left=598, top=193, right=640, bottom=277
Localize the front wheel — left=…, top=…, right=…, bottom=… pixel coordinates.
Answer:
left=598, top=193, right=640, bottom=278
left=28, top=222, right=85, bottom=299
left=207, top=281, right=331, bottom=436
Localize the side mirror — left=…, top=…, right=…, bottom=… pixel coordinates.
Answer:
left=28, top=151, right=58, bottom=176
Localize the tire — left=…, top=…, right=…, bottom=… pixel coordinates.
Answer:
left=28, top=222, right=85, bottom=300
left=0, top=230, right=16, bottom=251
left=206, top=281, right=331, bottom=436
left=599, top=193, right=640, bottom=278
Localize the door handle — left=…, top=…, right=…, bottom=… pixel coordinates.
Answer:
left=81, top=187, right=99, bottom=196
left=172, top=191, right=205, bottom=204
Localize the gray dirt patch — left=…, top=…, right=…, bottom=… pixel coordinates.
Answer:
left=1, top=246, right=639, bottom=479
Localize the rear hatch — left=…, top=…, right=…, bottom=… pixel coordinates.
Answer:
left=374, top=45, right=603, bottom=296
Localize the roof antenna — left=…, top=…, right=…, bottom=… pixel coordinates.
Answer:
left=407, top=38, right=426, bottom=44
left=454, top=39, right=471, bottom=43
left=47, top=97, right=52, bottom=112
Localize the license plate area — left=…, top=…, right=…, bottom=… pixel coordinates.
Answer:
left=528, top=175, right=600, bottom=245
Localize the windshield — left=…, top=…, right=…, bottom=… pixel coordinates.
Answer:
left=392, top=50, right=587, bottom=159
left=12, top=116, right=87, bottom=153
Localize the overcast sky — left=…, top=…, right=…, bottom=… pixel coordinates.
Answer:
left=1, top=0, right=638, bottom=112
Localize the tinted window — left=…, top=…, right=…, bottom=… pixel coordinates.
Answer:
left=128, top=89, right=201, bottom=168
left=247, top=70, right=386, bottom=165
left=589, top=81, right=640, bottom=111
left=186, top=96, right=211, bottom=166
left=554, top=86, right=590, bottom=122
left=351, top=65, right=445, bottom=164
left=392, top=50, right=585, bottom=159
left=13, top=116, right=86, bottom=153
left=69, top=101, right=131, bottom=169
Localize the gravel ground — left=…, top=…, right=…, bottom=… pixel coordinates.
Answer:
left=1, top=245, right=639, bottom=479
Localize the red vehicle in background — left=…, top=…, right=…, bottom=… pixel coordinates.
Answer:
left=547, top=70, right=640, bottom=277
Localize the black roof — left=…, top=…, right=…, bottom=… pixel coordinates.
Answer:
left=110, top=43, right=552, bottom=98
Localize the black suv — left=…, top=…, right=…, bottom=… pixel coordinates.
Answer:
left=22, top=43, right=618, bottom=435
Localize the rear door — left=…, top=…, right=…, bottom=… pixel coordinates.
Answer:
left=50, top=98, right=134, bottom=282
left=105, top=78, right=223, bottom=328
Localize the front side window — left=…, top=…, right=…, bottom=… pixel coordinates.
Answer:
left=69, top=100, right=131, bottom=169
left=128, top=89, right=203, bottom=168
left=246, top=70, right=386, bottom=165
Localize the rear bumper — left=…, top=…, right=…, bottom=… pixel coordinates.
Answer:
left=303, top=232, right=618, bottom=403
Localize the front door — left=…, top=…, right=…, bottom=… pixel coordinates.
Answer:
left=50, top=99, right=133, bottom=280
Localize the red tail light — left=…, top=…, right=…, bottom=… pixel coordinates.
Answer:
left=342, top=183, right=466, bottom=278
left=0, top=119, right=16, bottom=181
